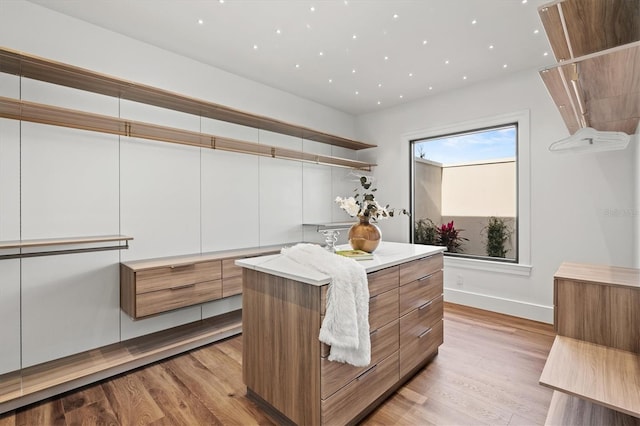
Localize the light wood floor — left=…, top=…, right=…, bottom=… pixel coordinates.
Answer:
left=0, top=303, right=556, bottom=425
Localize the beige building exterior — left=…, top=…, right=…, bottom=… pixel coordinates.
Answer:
left=414, top=158, right=517, bottom=258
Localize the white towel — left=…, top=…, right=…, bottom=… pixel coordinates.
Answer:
left=281, top=243, right=371, bottom=367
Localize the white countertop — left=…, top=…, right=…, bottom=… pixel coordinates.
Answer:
left=236, top=241, right=445, bottom=286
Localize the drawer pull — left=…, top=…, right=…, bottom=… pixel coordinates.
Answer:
left=170, top=283, right=196, bottom=291
left=418, top=300, right=433, bottom=310
left=356, top=364, right=377, bottom=381
left=418, top=327, right=433, bottom=339
left=170, top=264, right=194, bottom=270
left=417, top=274, right=432, bottom=281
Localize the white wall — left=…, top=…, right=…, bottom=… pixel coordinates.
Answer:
left=356, top=69, right=636, bottom=323
left=634, top=124, right=640, bottom=268
left=0, top=0, right=360, bottom=369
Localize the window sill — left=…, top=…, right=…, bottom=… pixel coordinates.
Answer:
left=444, top=256, right=532, bottom=277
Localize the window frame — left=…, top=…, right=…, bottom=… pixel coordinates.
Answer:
left=406, top=110, right=532, bottom=276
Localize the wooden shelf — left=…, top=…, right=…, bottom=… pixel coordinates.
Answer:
left=537, top=0, right=640, bottom=135
left=0, top=234, right=132, bottom=250
left=539, top=0, right=640, bottom=62
left=544, top=391, right=640, bottom=426
left=554, top=261, right=640, bottom=289
left=0, top=46, right=375, bottom=151
left=0, top=310, right=242, bottom=413
left=539, top=336, right=640, bottom=418
left=0, top=97, right=375, bottom=171
left=539, top=42, right=640, bottom=135
left=0, top=234, right=132, bottom=259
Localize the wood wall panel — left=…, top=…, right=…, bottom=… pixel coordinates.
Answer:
left=242, top=269, right=322, bottom=425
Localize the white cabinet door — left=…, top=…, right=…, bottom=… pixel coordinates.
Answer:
left=201, top=118, right=260, bottom=252
left=21, top=252, right=120, bottom=367
left=259, top=131, right=303, bottom=245
left=0, top=259, right=20, bottom=374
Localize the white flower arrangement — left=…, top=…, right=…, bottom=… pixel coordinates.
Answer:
left=335, top=175, right=408, bottom=221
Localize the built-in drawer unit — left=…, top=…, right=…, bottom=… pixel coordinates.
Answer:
left=398, top=253, right=444, bottom=378
left=399, top=270, right=443, bottom=317
left=399, top=254, right=443, bottom=286
left=321, top=351, right=400, bottom=426
left=222, top=258, right=244, bottom=298
left=121, top=246, right=280, bottom=319
left=321, top=319, right=399, bottom=399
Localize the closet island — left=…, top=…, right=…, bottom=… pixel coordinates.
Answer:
left=236, top=242, right=445, bottom=425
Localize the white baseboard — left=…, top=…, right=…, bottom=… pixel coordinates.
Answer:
left=444, top=287, right=554, bottom=324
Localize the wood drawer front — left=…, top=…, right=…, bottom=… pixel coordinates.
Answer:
left=370, top=288, right=399, bottom=332
left=320, top=319, right=399, bottom=398
left=222, top=258, right=242, bottom=278
left=136, top=261, right=222, bottom=294
left=399, top=319, right=443, bottom=378
left=399, top=254, right=443, bottom=286
left=400, top=295, right=443, bottom=347
left=136, top=280, right=222, bottom=318
left=322, top=351, right=399, bottom=426
left=399, top=271, right=443, bottom=317
left=368, top=266, right=399, bottom=297
left=222, top=274, right=243, bottom=298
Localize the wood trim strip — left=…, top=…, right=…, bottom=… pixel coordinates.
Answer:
left=0, top=97, right=374, bottom=171
left=0, top=46, right=375, bottom=151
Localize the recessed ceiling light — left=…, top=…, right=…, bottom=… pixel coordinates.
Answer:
left=197, top=19, right=204, bottom=25
left=310, top=6, right=315, bottom=12
left=445, top=60, right=450, bottom=64
left=295, top=64, right=300, bottom=69
left=328, top=78, right=333, bottom=83
left=319, top=51, right=324, bottom=56
left=522, top=0, right=528, bottom=3
left=384, top=56, right=389, bottom=60
left=463, top=76, right=467, bottom=80
left=393, top=13, right=399, bottom=19
left=471, top=19, right=477, bottom=24
left=219, top=0, right=224, bottom=3
left=352, top=69, right=356, bottom=73
left=423, top=40, right=428, bottom=45
left=503, top=64, right=508, bottom=68
left=377, top=101, right=382, bottom=105
left=306, top=23, right=312, bottom=29
left=409, top=72, right=413, bottom=77
left=378, top=83, right=382, bottom=87
left=533, top=29, right=539, bottom=34
left=253, top=44, right=258, bottom=50
left=428, top=86, right=433, bottom=90
left=276, top=29, right=282, bottom=35
left=399, top=95, right=404, bottom=99
left=543, top=51, right=549, bottom=56
left=352, top=34, right=357, bottom=40
left=355, top=91, right=359, bottom=95
left=489, top=44, right=494, bottom=49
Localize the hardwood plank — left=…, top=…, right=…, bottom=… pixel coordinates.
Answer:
left=14, top=399, right=66, bottom=426
left=135, top=362, right=222, bottom=426
left=60, top=384, right=108, bottom=413
left=539, top=336, right=640, bottom=417
left=101, top=372, right=164, bottom=425
left=62, top=399, right=119, bottom=426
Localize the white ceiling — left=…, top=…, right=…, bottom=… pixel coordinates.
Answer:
left=29, top=0, right=556, bottom=115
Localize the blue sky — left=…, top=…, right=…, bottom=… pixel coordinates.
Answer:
left=414, top=125, right=516, bottom=165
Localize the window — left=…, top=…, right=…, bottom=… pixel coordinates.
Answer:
left=411, top=124, right=518, bottom=262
